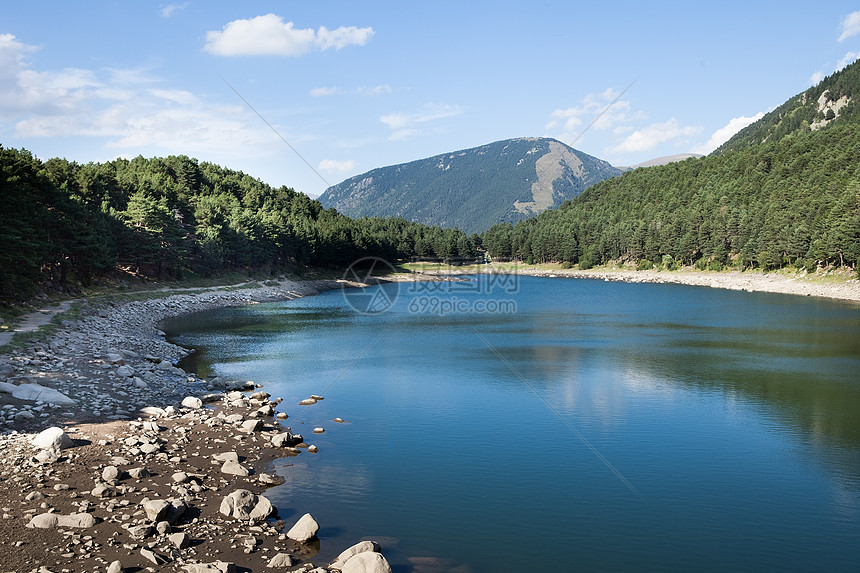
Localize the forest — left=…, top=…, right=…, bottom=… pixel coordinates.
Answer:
left=0, top=148, right=479, bottom=303
left=481, top=67, right=860, bottom=273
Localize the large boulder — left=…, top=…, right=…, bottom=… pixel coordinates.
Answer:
left=331, top=541, right=382, bottom=570
left=219, top=489, right=273, bottom=522
left=14, top=384, right=76, bottom=406
left=181, top=396, right=203, bottom=409
left=340, top=552, right=393, bottom=573
left=286, top=513, right=319, bottom=543
left=32, top=427, right=74, bottom=450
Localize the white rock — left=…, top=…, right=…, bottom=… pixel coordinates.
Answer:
left=26, top=513, right=59, bottom=529
left=182, top=562, right=236, bottom=573
left=313, top=427, right=325, bottom=434
left=169, top=532, right=190, bottom=549
left=181, top=396, right=203, bottom=409
left=286, top=513, right=320, bottom=543
left=142, top=499, right=171, bottom=522
left=13, top=384, right=76, bottom=406
left=220, top=460, right=249, bottom=476
left=241, top=419, right=262, bottom=432
left=116, top=365, right=135, bottom=377
left=212, top=451, right=239, bottom=463
left=57, top=513, right=98, bottom=528
left=267, top=553, right=293, bottom=568
left=219, top=489, right=273, bottom=522
left=341, top=551, right=393, bottom=573
left=331, top=541, right=381, bottom=570
left=107, top=560, right=123, bottom=573
left=298, top=398, right=317, bottom=406
left=32, top=427, right=74, bottom=450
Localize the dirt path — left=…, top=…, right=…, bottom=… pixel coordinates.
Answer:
left=0, top=300, right=74, bottom=346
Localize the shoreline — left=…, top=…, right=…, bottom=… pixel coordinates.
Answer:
left=428, top=265, right=860, bottom=304
left=0, top=277, right=395, bottom=573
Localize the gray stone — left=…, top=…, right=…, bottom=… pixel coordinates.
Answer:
left=340, top=552, right=393, bottom=573
left=141, top=547, right=166, bottom=565
left=331, top=541, right=382, bottom=570
left=286, top=513, right=319, bottom=543
left=32, top=427, right=74, bottom=450
left=102, top=465, right=121, bottom=483
left=267, top=553, right=293, bottom=568
left=13, top=383, right=76, bottom=406
left=26, top=513, right=59, bottom=529
left=181, top=396, right=203, bottom=409
left=116, top=365, right=135, bottom=377
left=241, top=419, right=263, bottom=432
left=129, top=467, right=151, bottom=479
left=107, top=560, right=123, bottom=573
left=182, top=562, right=236, bottom=573
left=91, top=484, right=117, bottom=498
left=142, top=499, right=171, bottom=522
left=128, top=524, right=154, bottom=539
left=212, top=451, right=239, bottom=463
left=156, top=521, right=172, bottom=535
left=219, top=489, right=273, bottom=521
left=220, top=460, right=249, bottom=477
left=57, top=513, right=98, bottom=528
left=169, top=532, right=190, bottom=549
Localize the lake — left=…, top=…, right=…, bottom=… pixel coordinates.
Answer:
left=164, top=275, right=860, bottom=572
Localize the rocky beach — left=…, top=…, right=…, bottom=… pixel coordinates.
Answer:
left=0, top=279, right=394, bottom=573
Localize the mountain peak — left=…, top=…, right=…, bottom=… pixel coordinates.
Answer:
left=318, top=137, right=621, bottom=234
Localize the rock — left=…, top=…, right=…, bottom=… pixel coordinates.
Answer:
left=116, top=365, right=135, bottom=377
left=271, top=432, right=301, bottom=447
left=32, top=427, right=74, bottom=450
left=308, top=445, right=319, bottom=453
left=183, top=562, right=236, bottom=573
left=340, top=551, right=393, bottom=573
left=141, top=547, right=166, bottom=565
left=181, top=396, right=203, bottom=409
left=26, top=513, right=59, bottom=529
left=140, top=406, right=166, bottom=417
left=102, top=465, right=121, bottom=483
left=201, top=393, right=223, bottom=403
left=286, top=513, right=319, bottom=543
left=173, top=471, right=190, bottom=483
left=267, top=553, right=293, bottom=568
left=57, top=513, right=98, bottom=528
left=169, top=532, right=190, bottom=549
left=128, top=524, right=154, bottom=539
left=334, top=417, right=345, bottom=423
left=276, top=412, right=289, bottom=420
left=221, top=460, right=249, bottom=476
left=255, top=405, right=274, bottom=417
left=331, top=541, right=382, bottom=570
left=156, top=521, right=172, bottom=535
left=106, top=353, right=125, bottom=365
left=241, top=419, right=263, bottom=432
left=313, top=427, right=325, bottom=434
left=250, top=391, right=270, bottom=401
left=13, top=383, right=76, bottom=406
left=107, top=560, right=123, bottom=573
left=219, top=489, right=273, bottom=521
left=298, top=398, right=317, bottom=406
left=139, top=442, right=162, bottom=454
left=142, top=499, right=171, bottom=522
left=91, top=484, right=117, bottom=498
left=213, top=451, right=239, bottom=463
left=129, top=467, right=151, bottom=479
left=157, top=360, right=174, bottom=370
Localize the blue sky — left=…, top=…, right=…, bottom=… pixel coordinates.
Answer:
left=2, top=2, right=860, bottom=197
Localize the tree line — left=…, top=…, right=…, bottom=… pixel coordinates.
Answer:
left=0, top=147, right=479, bottom=303
left=481, top=121, right=860, bottom=273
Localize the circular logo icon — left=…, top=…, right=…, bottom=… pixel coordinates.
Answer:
left=341, top=257, right=400, bottom=314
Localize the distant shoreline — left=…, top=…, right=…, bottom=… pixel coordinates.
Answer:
left=414, top=265, right=860, bottom=304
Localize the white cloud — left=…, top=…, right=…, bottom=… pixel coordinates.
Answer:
left=838, top=11, right=860, bottom=42
left=310, top=86, right=341, bottom=97
left=837, top=51, right=860, bottom=71
left=609, top=118, right=701, bottom=155
left=380, top=103, right=463, bottom=140
left=310, top=84, right=391, bottom=97
left=809, top=71, right=825, bottom=85
left=160, top=3, right=188, bottom=18
left=546, top=88, right=640, bottom=146
left=0, top=34, right=278, bottom=160
left=693, top=112, right=765, bottom=154
left=318, top=159, right=357, bottom=173
left=357, top=84, right=392, bottom=96
left=204, top=14, right=374, bottom=57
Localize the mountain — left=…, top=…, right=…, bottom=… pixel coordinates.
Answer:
left=481, top=60, right=860, bottom=273
left=318, top=137, right=622, bottom=234
left=626, top=153, right=704, bottom=169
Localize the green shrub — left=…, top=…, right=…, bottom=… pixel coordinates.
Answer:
left=636, top=259, right=653, bottom=271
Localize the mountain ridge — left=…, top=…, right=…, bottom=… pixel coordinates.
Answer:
left=319, top=137, right=622, bottom=234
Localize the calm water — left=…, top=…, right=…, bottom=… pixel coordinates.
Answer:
left=164, top=276, right=860, bottom=572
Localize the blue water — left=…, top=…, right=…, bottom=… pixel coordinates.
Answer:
left=165, top=276, right=860, bottom=572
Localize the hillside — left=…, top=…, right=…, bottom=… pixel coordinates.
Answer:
left=0, top=149, right=478, bottom=303
left=318, top=138, right=622, bottom=234
left=482, top=61, right=860, bottom=273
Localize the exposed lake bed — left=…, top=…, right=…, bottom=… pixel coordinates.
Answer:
left=1, top=271, right=859, bottom=572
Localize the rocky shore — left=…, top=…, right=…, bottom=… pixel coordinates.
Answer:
left=491, top=266, right=860, bottom=303
left=0, top=279, right=394, bottom=573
